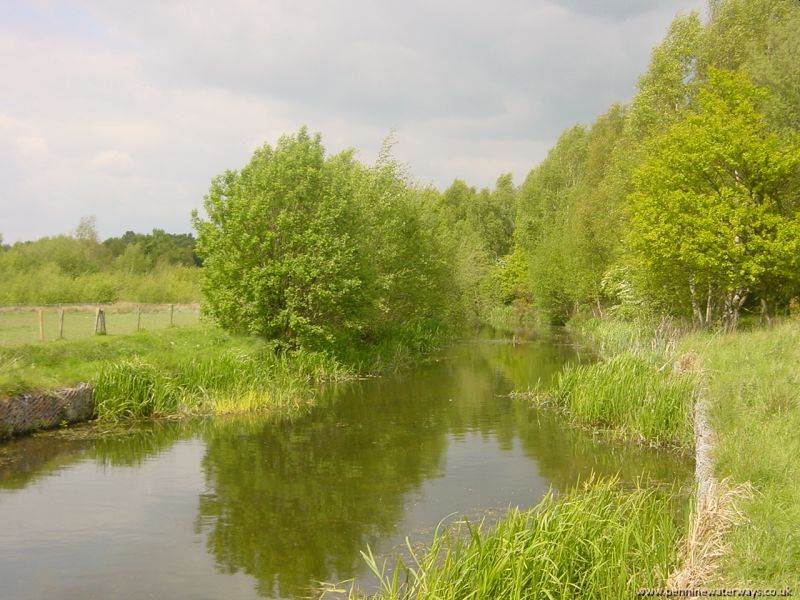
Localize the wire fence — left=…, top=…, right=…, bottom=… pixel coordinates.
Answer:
left=0, top=303, right=201, bottom=345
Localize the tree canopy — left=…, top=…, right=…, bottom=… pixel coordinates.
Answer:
left=193, top=128, right=456, bottom=350
left=629, top=69, right=800, bottom=327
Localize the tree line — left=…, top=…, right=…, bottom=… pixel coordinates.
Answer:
left=4, top=0, right=798, bottom=343
left=514, top=0, right=800, bottom=328
left=0, top=218, right=201, bottom=304
left=195, top=0, right=800, bottom=349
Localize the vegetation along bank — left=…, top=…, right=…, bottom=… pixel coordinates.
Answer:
left=1, top=0, right=799, bottom=595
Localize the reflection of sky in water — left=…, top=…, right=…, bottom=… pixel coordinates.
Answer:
left=0, top=336, right=692, bottom=599
left=0, top=441, right=260, bottom=599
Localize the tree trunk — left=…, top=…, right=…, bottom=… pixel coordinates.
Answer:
left=689, top=280, right=704, bottom=327
left=760, top=297, right=771, bottom=325
left=722, top=289, right=748, bottom=331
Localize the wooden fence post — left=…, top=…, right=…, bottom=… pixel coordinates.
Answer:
left=58, top=307, right=65, bottom=339
left=94, top=307, right=106, bottom=335
left=169, top=304, right=174, bottom=327
left=136, top=305, right=141, bottom=332
left=38, top=309, right=44, bottom=341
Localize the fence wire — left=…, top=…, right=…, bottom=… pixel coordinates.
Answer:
left=0, top=303, right=201, bottom=345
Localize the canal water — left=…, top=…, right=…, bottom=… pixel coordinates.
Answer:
left=0, top=332, right=692, bottom=599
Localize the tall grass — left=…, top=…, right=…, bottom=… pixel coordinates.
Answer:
left=542, top=353, right=696, bottom=448
left=332, top=318, right=450, bottom=374
left=568, top=315, right=686, bottom=360
left=682, top=320, right=800, bottom=588
left=92, top=347, right=351, bottom=420
left=358, top=477, right=687, bottom=600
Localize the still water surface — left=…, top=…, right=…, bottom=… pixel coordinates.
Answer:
left=0, top=332, right=692, bottom=599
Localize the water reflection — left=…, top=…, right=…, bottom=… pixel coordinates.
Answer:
left=193, top=335, right=691, bottom=597
left=0, top=333, right=692, bottom=600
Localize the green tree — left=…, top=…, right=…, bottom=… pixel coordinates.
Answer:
left=628, top=69, right=800, bottom=328
left=193, top=128, right=454, bottom=349
left=194, top=129, right=366, bottom=346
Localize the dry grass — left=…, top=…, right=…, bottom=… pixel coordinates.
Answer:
left=669, top=479, right=753, bottom=589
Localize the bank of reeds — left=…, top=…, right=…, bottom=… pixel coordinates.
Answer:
left=354, top=477, right=686, bottom=600
left=93, top=347, right=351, bottom=420
left=567, top=315, right=685, bottom=359
left=510, top=316, right=696, bottom=449
left=537, top=353, right=696, bottom=448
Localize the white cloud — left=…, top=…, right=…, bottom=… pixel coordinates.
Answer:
left=15, top=135, right=48, bottom=155
left=89, top=149, right=133, bottom=171
left=0, top=0, right=707, bottom=242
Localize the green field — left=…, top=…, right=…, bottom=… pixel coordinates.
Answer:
left=0, top=304, right=201, bottom=345
left=682, top=320, right=800, bottom=588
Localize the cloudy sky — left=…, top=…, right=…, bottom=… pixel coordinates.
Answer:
left=1, top=0, right=706, bottom=243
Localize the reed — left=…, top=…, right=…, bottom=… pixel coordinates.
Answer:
left=358, top=477, right=686, bottom=600
left=568, top=315, right=686, bottom=360
left=547, top=353, right=696, bottom=448
left=92, top=348, right=337, bottom=420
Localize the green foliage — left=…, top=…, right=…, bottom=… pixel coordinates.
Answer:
left=103, top=229, right=200, bottom=268
left=511, top=1, right=800, bottom=326
left=0, top=221, right=201, bottom=304
left=542, top=354, right=695, bottom=448
left=194, top=128, right=454, bottom=350
left=419, top=174, right=520, bottom=325
left=516, top=109, right=627, bottom=322
left=628, top=69, right=800, bottom=327
left=626, top=12, right=703, bottom=141
left=363, top=477, right=686, bottom=600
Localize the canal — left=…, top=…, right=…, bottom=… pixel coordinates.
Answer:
left=0, top=331, right=692, bottom=599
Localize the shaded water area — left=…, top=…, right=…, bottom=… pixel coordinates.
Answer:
left=0, top=331, right=693, bottom=599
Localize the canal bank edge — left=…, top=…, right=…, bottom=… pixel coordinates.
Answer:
left=668, top=363, right=748, bottom=590
left=0, top=384, right=94, bottom=440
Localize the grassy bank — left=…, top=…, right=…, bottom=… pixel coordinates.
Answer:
left=681, top=320, right=800, bottom=588
left=559, top=316, right=800, bottom=588
left=0, top=320, right=448, bottom=422
left=353, top=477, right=686, bottom=600
left=512, top=317, right=696, bottom=449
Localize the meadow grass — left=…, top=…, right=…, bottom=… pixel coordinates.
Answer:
left=0, top=325, right=243, bottom=397
left=355, top=477, right=687, bottom=600
left=681, top=320, right=800, bottom=589
left=0, top=304, right=200, bottom=345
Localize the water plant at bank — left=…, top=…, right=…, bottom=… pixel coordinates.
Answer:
left=350, top=477, right=687, bottom=600
left=538, top=353, right=695, bottom=448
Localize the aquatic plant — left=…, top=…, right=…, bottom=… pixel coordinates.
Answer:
left=357, top=477, right=686, bottom=600
left=548, top=353, right=696, bottom=448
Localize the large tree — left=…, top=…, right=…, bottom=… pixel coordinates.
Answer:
left=193, top=128, right=453, bottom=349
left=628, top=69, right=800, bottom=328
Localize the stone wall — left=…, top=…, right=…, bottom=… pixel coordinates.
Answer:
left=0, top=384, right=94, bottom=440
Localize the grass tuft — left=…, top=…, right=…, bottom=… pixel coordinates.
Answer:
left=551, top=353, right=695, bottom=448
left=351, top=477, right=687, bottom=600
